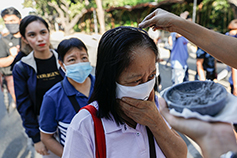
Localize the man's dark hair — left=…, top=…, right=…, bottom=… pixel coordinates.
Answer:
left=1, top=7, right=21, bottom=19
left=57, top=38, right=88, bottom=62
left=88, top=26, right=158, bottom=125
left=20, top=15, right=49, bottom=38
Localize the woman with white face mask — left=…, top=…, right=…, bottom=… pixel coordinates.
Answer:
left=39, top=38, right=95, bottom=157
left=62, top=26, right=187, bottom=158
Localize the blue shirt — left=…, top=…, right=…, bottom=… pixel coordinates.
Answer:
left=39, top=74, right=95, bottom=146
left=170, top=32, right=189, bottom=68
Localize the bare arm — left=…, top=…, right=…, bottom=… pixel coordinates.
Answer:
left=175, top=20, right=237, bottom=69
left=145, top=103, right=187, bottom=158
left=0, top=55, right=15, bottom=67
left=0, top=45, right=19, bottom=67
left=196, top=58, right=206, bottom=81
left=139, top=8, right=237, bottom=69
left=168, top=36, right=173, bottom=47
left=41, top=132, right=64, bottom=157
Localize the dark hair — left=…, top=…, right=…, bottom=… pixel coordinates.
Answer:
left=1, top=7, right=21, bottom=19
left=57, top=38, right=88, bottom=62
left=20, top=15, right=49, bottom=38
left=89, top=26, right=158, bottom=125
left=186, top=15, right=191, bottom=19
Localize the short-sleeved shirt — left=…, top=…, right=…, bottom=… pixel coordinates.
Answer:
left=170, top=32, right=189, bottom=69
left=39, top=75, right=95, bottom=146
left=62, top=95, right=170, bottom=158
left=0, top=34, right=20, bottom=75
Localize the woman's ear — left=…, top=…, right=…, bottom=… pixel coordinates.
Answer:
left=21, top=36, right=29, bottom=45
left=58, top=60, right=66, bottom=72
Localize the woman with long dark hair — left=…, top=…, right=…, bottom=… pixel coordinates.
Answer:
left=62, top=26, right=187, bottom=158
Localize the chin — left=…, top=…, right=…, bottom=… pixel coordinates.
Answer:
left=38, top=47, right=49, bottom=52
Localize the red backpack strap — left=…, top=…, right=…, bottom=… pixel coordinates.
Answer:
left=81, top=105, right=106, bottom=158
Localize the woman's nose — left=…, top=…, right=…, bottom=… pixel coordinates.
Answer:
left=141, top=78, right=149, bottom=84
left=37, top=35, right=43, bottom=41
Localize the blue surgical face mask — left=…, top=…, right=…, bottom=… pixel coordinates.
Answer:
left=64, top=62, right=92, bottom=83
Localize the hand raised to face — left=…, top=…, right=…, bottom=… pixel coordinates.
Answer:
left=119, top=90, right=161, bottom=128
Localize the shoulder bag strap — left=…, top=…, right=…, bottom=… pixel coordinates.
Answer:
left=81, top=105, right=106, bottom=158
left=61, top=81, right=80, bottom=112
left=146, top=126, right=156, bottom=158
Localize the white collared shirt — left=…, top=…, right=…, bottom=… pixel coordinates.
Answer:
left=62, top=99, right=169, bottom=158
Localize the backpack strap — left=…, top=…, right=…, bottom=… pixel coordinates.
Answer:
left=81, top=105, right=106, bottom=158
left=61, top=81, right=81, bottom=112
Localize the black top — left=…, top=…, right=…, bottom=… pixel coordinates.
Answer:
left=35, top=54, right=63, bottom=115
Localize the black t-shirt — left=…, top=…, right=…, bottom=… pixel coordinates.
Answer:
left=35, top=54, right=63, bottom=115
left=0, top=34, right=20, bottom=75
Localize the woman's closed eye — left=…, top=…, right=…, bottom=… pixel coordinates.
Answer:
left=68, top=58, right=76, bottom=62
left=130, top=79, right=142, bottom=85
left=133, top=74, right=155, bottom=85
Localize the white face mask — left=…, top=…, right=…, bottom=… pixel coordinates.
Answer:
left=116, top=77, right=155, bottom=100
